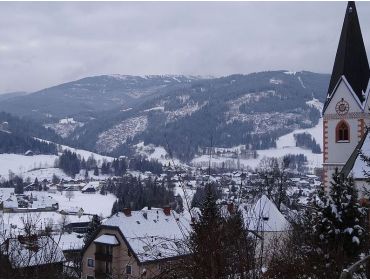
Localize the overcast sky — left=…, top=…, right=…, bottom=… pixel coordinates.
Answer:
left=1, top=1, right=370, bottom=93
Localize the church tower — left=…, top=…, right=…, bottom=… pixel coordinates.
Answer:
left=322, top=1, right=370, bottom=187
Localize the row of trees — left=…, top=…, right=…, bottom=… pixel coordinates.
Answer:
left=56, top=151, right=162, bottom=178
left=108, top=175, right=183, bottom=215
left=294, top=132, right=321, bottom=154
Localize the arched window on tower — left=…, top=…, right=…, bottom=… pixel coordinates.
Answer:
left=336, top=120, right=350, bottom=142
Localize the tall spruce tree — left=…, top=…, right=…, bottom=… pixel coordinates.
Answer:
left=84, top=215, right=102, bottom=244
left=189, top=184, right=226, bottom=278
left=313, top=169, right=368, bottom=276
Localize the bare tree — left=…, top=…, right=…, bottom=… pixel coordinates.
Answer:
left=65, top=190, right=74, bottom=202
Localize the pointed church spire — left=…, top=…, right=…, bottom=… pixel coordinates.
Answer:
left=327, top=1, right=369, bottom=102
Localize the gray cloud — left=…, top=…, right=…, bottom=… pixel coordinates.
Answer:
left=1, top=1, right=370, bottom=93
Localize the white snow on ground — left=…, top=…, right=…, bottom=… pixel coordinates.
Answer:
left=134, top=142, right=184, bottom=167
left=46, top=191, right=117, bottom=218
left=143, top=106, right=164, bottom=112
left=58, top=144, right=113, bottom=162
left=0, top=142, right=113, bottom=180
left=269, top=78, right=283, bottom=85
left=166, top=101, right=208, bottom=122
left=306, top=97, right=324, bottom=113
left=297, top=76, right=306, bottom=88
left=284, top=71, right=297, bottom=75
left=0, top=154, right=57, bottom=180
left=192, top=115, right=323, bottom=171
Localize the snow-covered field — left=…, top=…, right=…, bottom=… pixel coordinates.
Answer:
left=0, top=143, right=113, bottom=180
left=0, top=154, right=57, bottom=180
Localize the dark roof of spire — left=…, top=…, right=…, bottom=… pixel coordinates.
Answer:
left=324, top=1, right=369, bottom=112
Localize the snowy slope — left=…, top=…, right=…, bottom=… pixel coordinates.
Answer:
left=192, top=98, right=323, bottom=170
left=0, top=142, right=113, bottom=180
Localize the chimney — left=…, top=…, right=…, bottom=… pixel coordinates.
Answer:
left=227, top=202, right=234, bottom=214
left=163, top=206, right=171, bottom=216
left=123, top=208, right=131, bottom=216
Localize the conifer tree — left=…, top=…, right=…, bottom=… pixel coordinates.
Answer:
left=188, top=184, right=225, bottom=278
left=313, top=169, right=368, bottom=275
left=84, top=215, right=102, bottom=244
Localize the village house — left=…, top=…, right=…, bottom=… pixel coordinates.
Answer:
left=0, top=235, right=66, bottom=277
left=82, top=207, right=190, bottom=278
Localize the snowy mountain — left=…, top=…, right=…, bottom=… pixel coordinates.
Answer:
left=0, top=71, right=330, bottom=163
left=68, top=71, right=329, bottom=161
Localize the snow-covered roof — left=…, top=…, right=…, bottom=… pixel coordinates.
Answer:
left=81, top=181, right=99, bottom=191
left=244, top=195, right=290, bottom=232
left=52, top=232, right=85, bottom=251
left=103, top=208, right=190, bottom=263
left=4, top=236, right=66, bottom=268
left=3, top=195, right=18, bottom=209
left=94, top=234, right=119, bottom=245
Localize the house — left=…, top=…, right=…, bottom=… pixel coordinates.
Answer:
left=0, top=235, right=66, bottom=277
left=242, top=195, right=291, bottom=264
left=82, top=207, right=190, bottom=278
left=81, top=182, right=99, bottom=194
left=52, top=232, right=85, bottom=278
left=2, top=195, right=18, bottom=212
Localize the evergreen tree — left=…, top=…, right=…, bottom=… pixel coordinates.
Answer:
left=84, top=215, right=102, bottom=244
left=313, top=169, right=368, bottom=276
left=52, top=174, right=60, bottom=184
left=188, top=185, right=226, bottom=278
left=93, top=166, right=99, bottom=176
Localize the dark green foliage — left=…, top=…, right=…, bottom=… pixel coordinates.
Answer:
left=0, top=131, right=57, bottom=155
left=84, top=215, right=102, bottom=244
left=52, top=174, right=60, bottom=184
left=129, top=156, right=162, bottom=175
left=191, top=182, right=222, bottom=208
left=57, top=150, right=81, bottom=177
left=93, top=166, right=99, bottom=176
left=185, top=185, right=255, bottom=278
left=313, top=171, right=368, bottom=265
left=109, top=175, right=181, bottom=215
left=111, top=158, right=127, bottom=176
left=294, top=132, right=321, bottom=153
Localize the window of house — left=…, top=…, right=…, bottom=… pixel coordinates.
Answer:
left=87, top=258, right=95, bottom=268
left=336, top=120, right=350, bottom=142
left=126, top=265, right=132, bottom=275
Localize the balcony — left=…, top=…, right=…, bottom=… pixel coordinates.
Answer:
left=95, top=252, right=113, bottom=262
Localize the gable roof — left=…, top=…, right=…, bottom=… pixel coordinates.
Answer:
left=243, top=195, right=290, bottom=232
left=324, top=1, right=370, bottom=112
left=3, top=236, right=66, bottom=268
left=323, top=75, right=364, bottom=114
left=100, top=208, right=190, bottom=263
